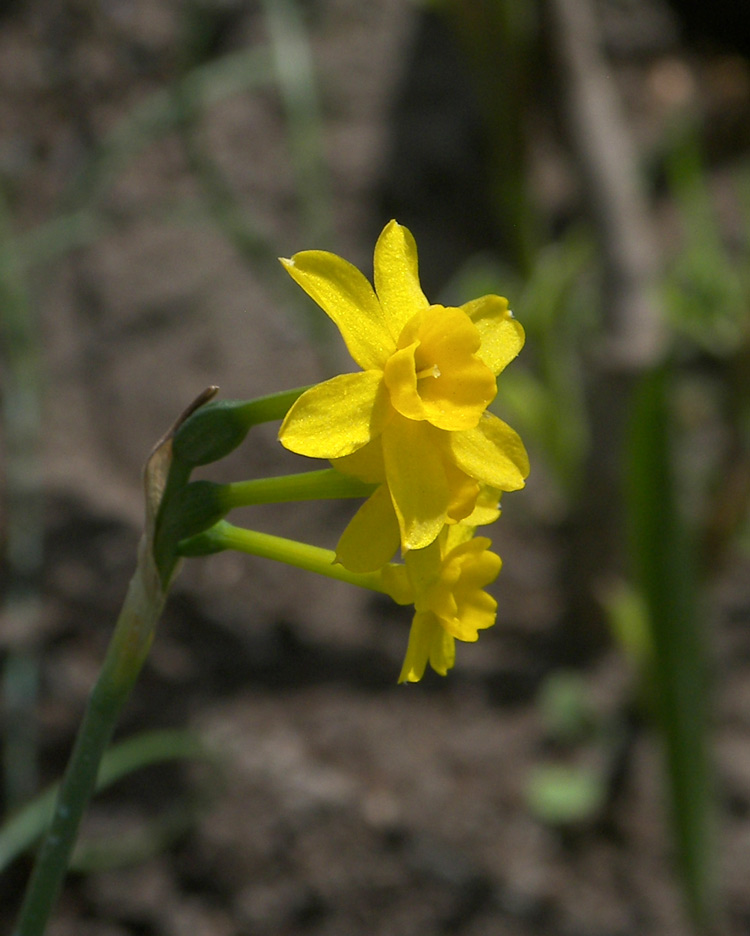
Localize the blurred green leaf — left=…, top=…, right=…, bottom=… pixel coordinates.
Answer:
left=69, top=799, right=204, bottom=874
left=262, top=0, right=332, bottom=247
left=600, top=578, right=653, bottom=674
left=69, top=46, right=272, bottom=210
left=441, top=234, right=594, bottom=507
left=0, top=730, right=213, bottom=875
left=536, top=671, right=597, bottom=745
left=1, top=187, right=44, bottom=809
left=626, top=365, right=717, bottom=934
left=663, top=134, right=750, bottom=355
left=526, top=764, right=605, bottom=826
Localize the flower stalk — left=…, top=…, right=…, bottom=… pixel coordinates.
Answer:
left=179, top=520, right=398, bottom=597
left=220, top=468, right=375, bottom=508
left=12, top=538, right=165, bottom=936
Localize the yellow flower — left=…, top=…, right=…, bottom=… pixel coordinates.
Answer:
left=381, top=525, right=502, bottom=683
left=331, top=438, right=503, bottom=572
left=279, top=220, right=528, bottom=558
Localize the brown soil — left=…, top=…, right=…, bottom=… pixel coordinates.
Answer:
left=2, top=2, right=750, bottom=935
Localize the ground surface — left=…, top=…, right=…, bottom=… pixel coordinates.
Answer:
left=2, top=1, right=750, bottom=935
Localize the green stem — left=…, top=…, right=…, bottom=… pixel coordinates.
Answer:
left=169, top=386, right=311, bottom=469
left=180, top=520, right=390, bottom=594
left=153, top=455, right=193, bottom=580
left=220, top=468, right=375, bottom=509
left=154, top=469, right=375, bottom=569
left=234, top=386, right=311, bottom=425
left=13, top=543, right=165, bottom=936
left=156, top=385, right=315, bottom=581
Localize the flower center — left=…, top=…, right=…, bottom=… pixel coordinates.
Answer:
left=416, top=363, right=441, bottom=381
left=382, top=305, right=497, bottom=431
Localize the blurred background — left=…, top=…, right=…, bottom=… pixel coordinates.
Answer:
left=2, top=0, right=750, bottom=933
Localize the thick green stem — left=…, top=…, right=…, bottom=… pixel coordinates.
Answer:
left=234, top=386, right=310, bottom=426
left=180, top=520, right=391, bottom=594
left=13, top=539, right=165, bottom=936
left=220, top=468, right=374, bottom=509
left=13, top=691, right=121, bottom=936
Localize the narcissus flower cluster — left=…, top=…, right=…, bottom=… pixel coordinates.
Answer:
left=278, top=220, right=528, bottom=681
left=20, top=221, right=531, bottom=936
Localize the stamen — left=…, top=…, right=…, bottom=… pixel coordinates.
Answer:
left=416, top=364, right=441, bottom=380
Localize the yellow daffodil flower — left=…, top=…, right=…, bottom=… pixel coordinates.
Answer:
left=278, top=220, right=528, bottom=559
left=331, top=442, right=504, bottom=573
left=381, top=524, right=502, bottom=683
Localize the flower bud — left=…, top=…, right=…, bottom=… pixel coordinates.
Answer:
left=178, top=520, right=233, bottom=557
left=171, top=400, right=253, bottom=467
left=157, top=480, right=227, bottom=546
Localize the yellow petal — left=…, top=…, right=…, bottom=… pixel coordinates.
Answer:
left=279, top=372, right=388, bottom=458
left=448, top=412, right=529, bottom=491
left=398, top=611, right=433, bottom=683
left=387, top=306, right=496, bottom=431
left=451, top=537, right=502, bottom=592
left=417, top=351, right=496, bottom=430
left=398, top=611, right=454, bottom=683
left=331, top=437, right=386, bottom=483
left=431, top=625, right=456, bottom=676
left=280, top=252, right=394, bottom=370
left=335, top=485, right=401, bottom=573
left=382, top=341, right=428, bottom=421
left=432, top=538, right=501, bottom=641
left=382, top=417, right=449, bottom=551
left=446, top=590, right=497, bottom=642
left=460, top=486, right=502, bottom=527
left=403, top=539, right=443, bottom=610
left=444, top=523, right=475, bottom=551
left=445, top=465, right=481, bottom=523
left=461, top=295, right=525, bottom=375
left=379, top=563, right=414, bottom=606
left=373, top=220, right=430, bottom=342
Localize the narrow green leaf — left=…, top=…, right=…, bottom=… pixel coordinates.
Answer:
left=0, top=730, right=211, bottom=875
left=626, top=365, right=717, bottom=933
